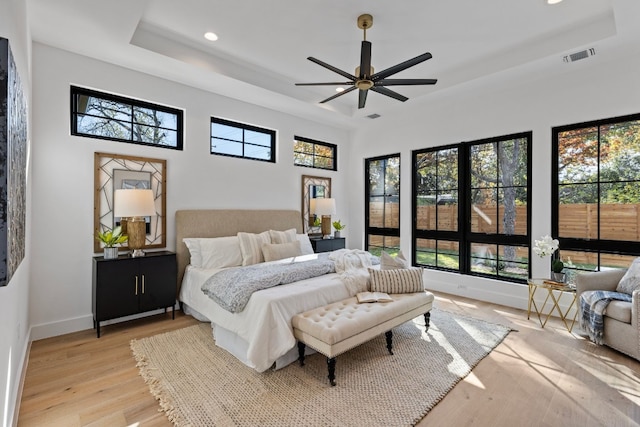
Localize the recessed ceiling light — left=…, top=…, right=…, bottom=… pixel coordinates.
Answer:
left=336, top=87, right=345, bottom=92
left=547, top=0, right=563, bottom=4
left=204, top=32, right=218, bottom=41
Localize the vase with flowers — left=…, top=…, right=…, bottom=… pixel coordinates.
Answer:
left=533, top=235, right=565, bottom=282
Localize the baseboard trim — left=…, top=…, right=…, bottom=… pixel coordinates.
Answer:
left=9, top=327, right=31, bottom=427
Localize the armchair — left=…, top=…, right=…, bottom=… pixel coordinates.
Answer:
left=576, top=269, right=640, bottom=361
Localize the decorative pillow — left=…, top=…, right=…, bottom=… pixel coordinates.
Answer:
left=368, top=267, right=424, bottom=293
left=617, top=257, right=640, bottom=294
left=262, top=241, right=302, bottom=262
left=183, top=237, right=243, bottom=269
left=380, top=250, right=409, bottom=270
left=237, top=231, right=272, bottom=266
left=269, top=228, right=297, bottom=244
left=296, top=233, right=315, bottom=255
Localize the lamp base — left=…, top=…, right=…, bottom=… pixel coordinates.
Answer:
left=321, top=215, right=332, bottom=238
left=131, top=249, right=146, bottom=257
left=124, top=216, right=147, bottom=256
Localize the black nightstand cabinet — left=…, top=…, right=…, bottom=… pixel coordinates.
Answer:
left=310, top=237, right=346, bottom=253
left=92, top=251, right=177, bottom=337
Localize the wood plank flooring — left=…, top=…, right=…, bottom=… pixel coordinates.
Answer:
left=18, top=292, right=640, bottom=426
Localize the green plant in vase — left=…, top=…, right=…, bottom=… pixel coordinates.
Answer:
left=96, top=226, right=128, bottom=259
left=332, top=220, right=345, bottom=238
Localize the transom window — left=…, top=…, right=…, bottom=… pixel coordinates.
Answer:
left=413, top=132, right=531, bottom=282
left=210, top=117, right=276, bottom=162
left=294, top=136, right=337, bottom=171
left=71, top=86, right=183, bottom=150
left=553, top=113, right=640, bottom=278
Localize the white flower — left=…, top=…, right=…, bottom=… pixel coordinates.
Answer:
left=533, top=235, right=559, bottom=258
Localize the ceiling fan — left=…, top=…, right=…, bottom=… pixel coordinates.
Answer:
left=296, top=14, right=437, bottom=109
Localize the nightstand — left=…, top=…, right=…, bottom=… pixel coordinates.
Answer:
left=92, top=250, right=177, bottom=337
left=310, top=237, right=346, bottom=253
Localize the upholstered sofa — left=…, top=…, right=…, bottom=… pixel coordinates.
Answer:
left=575, top=269, right=640, bottom=361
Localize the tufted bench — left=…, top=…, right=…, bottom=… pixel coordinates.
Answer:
left=292, top=291, right=434, bottom=386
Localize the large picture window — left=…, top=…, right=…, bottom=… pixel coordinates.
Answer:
left=294, top=136, right=337, bottom=170
left=413, top=132, right=531, bottom=282
left=365, top=154, right=400, bottom=256
left=211, top=117, right=276, bottom=162
left=553, top=113, right=640, bottom=276
left=71, top=86, right=183, bottom=150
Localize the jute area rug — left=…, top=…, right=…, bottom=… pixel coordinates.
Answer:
left=131, top=309, right=511, bottom=427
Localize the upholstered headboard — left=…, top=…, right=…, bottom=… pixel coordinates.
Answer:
left=175, top=209, right=303, bottom=293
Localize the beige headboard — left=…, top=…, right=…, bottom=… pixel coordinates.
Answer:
left=175, top=209, right=303, bottom=292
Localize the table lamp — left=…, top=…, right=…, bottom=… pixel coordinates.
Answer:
left=114, top=189, right=156, bottom=257
left=314, top=198, right=336, bottom=238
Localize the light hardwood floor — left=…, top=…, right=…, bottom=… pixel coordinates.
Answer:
left=18, top=292, right=640, bottom=427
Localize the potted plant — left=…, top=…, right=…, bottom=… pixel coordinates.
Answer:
left=332, top=220, right=346, bottom=238
left=551, top=258, right=565, bottom=282
left=96, top=226, right=128, bottom=259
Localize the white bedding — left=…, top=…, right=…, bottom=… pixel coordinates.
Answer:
left=179, top=255, right=353, bottom=372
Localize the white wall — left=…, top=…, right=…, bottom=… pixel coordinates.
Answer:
left=0, top=0, right=32, bottom=425
left=28, top=43, right=350, bottom=339
left=347, top=51, right=640, bottom=311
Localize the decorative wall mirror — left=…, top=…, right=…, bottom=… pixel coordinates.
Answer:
left=301, top=175, right=331, bottom=234
left=94, top=152, right=166, bottom=253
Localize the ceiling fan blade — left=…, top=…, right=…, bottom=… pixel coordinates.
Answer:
left=319, top=86, right=357, bottom=104
left=370, top=86, right=409, bottom=102
left=376, top=78, right=437, bottom=86
left=307, top=57, right=356, bottom=81
left=371, top=52, right=433, bottom=81
left=358, top=89, right=368, bottom=109
left=359, top=41, right=372, bottom=78
left=295, top=82, right=354, bottom=86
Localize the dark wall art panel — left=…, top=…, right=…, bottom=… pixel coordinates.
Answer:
left=0, top=38, right=27, bottom=286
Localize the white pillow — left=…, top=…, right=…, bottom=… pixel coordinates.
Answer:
left=269, top=228, right=297, bottom=244
left=262, top=241, right=302, bottom=262
left=617, top=257, right=640, bottom=294
left=296, top=233, right=315, bottom=255
left=237, top=231, right=272, bottom=266
left=183, top=237, right=243, bottom=269
left=380, top=250, right=409, bottom=270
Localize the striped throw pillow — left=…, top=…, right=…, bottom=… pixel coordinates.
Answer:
left=237, top=231, right=271, bottom=265
left=369, top=267, right=424, bottom=293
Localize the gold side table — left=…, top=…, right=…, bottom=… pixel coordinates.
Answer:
left=527, top=278, right=578, bottom=332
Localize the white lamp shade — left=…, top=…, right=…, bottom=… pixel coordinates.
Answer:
left=114, top=189, right=156, bottom=217
left=314, top=198, right=336, bottom=216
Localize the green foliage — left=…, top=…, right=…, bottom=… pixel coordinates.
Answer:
left=312, top=216, right=322, bottom=227
left=552, top=259, right=564, bottom=273
left=332, top=220, right=346, bottom=231
left=96, top=226, right=128, bottom=247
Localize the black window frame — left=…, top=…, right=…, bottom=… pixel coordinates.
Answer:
left=70, top=85, right=184, bottom=150
left=552, top=112, right=640, bottom=272
left=210, top=116, right=276, bottom=163
left=365, top=153, right=401, bottom=256
left=413, top=131, right=532, bottom=283
left=293, top=136, right=337, bottom=171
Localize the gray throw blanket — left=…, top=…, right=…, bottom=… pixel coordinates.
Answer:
left=579, top=290, right=631, bottom=345
left=201, top=258, right=336, bottom=313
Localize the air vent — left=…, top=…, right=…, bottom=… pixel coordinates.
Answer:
left=563, top=48, right=595, bottom=63
left=367, top=113, right=381, bottom=119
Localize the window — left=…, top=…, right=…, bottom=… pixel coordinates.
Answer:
left=294, top=136, right=337, bottom=170
left=365, top=154, right=400, bottom=256
left=71, top=86, right=183, bottom=150
left=553, top=113, right=640, bottom=277
left=413, top=132, right=531, bottom=282
left=211, top=117, right=276, bottom=162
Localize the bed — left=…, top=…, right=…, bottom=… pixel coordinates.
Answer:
left=175, top=209, right=364, bottom=372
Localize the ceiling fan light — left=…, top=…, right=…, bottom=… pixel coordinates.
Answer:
left=547, top=0, right=563, bottom=4
left=355, top=80, right=374, bottom=90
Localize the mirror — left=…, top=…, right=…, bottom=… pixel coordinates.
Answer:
left=94, top=152, right=166, bottom=253
left=301, top=175, right=331, bottom=234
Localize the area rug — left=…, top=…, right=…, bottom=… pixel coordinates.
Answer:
left=131, top=309, right=512, bottom=427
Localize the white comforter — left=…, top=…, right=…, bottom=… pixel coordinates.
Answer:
left=179, top=255, right=355, bottom=372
